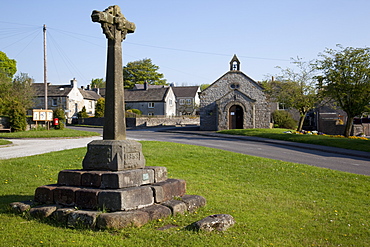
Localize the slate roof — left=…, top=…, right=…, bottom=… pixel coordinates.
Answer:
left=133, top=84, right=167, bottom=90
left=32, top=83, right=72, bottom=97
left=79, top=89, right=101, bottom=100
left=171, top=86, right=199, bottom=98
left=124, top=88, right=170, bottom=102
left=32, top=83, right=101, bottom=100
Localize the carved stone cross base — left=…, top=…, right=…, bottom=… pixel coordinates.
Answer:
left=82, top=140, right=146, bottom=171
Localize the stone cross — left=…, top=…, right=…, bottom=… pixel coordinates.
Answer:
left=92, top=5, right=135, bottom=140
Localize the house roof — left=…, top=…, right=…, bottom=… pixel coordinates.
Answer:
left=133, top=84, right=167, bottom=90
left=32, top=83, right=101, bottom=100
left=171, top=86, right=200, bottom=98
left=32, top=83, right=72, bottom=97
left=124, top=87, right=170, bottom=102
left=79, top=89, right=101, bottom=100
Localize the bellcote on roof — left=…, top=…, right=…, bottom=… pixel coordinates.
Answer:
left=229, top=54, right=240, bottom=71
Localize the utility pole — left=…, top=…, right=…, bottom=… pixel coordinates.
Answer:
left=43, top=24, right=48, bottom=110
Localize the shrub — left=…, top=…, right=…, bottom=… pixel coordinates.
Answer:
left=8, top=101, right=27, bottom=132
left=53, top=108, right=66, bottom=130
left=95, top=98, right=105, bottom=117
left=272, top=110, right=297, bottom=129
left=77, top=106, right=89, bottom=119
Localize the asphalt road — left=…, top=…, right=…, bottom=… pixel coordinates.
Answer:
left=1, top=126, right=369, bottom=176
left=67, top=126, right=370, bottom=176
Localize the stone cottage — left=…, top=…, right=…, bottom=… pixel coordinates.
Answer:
left=199, top=55, right=270, bottom=131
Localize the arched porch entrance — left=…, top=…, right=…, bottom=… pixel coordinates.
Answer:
left=229, top=105, right=243, bottom=129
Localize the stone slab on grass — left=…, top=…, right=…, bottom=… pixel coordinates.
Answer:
left=181, top=195, right=206, bottom=212
left=191, top=214, right=235, bottom=232
left=9, top=201, right=34, bottom=213
left=161, top=200, right=187, bottom=216
left=52, top=208, right=76, bottom=223
left=67, top=210, right=100, bottom=229
left=139, top=204, right=172, bottom=221
left=29, top=205, right=58, bottom=218
left=97, top=210, right=149, bottom=229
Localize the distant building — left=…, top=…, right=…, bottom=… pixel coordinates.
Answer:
left=199, top=55, right=270, bottom=130
left=32, top=79, right=101, bottom=123
left=171, top=86, right=200, bottom=115
left=124, top=83, right=176, bottom=116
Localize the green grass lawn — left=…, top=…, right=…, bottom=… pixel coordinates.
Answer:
left=218, top=128, right=370, bottom=153
left=0, top=128, right=100, bottom=140
left=0, top=141, right=368, bottom=246
left=0, top=139, right=12, bottom=145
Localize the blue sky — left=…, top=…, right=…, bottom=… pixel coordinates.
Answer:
left=1, top=0, right=369, bottom=87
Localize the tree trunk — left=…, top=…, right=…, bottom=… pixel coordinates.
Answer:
left=297, top=115, right=305, bottom=132
left=344, top=116, right=354, bottom=137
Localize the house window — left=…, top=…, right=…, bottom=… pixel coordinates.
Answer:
left=186, top=99, right=192, bottom=105
left=179, top=99, right=185, bottom=105
left=148, top=102, right=155, bottom=108
left=148, top=112, right=154, bottom=116
left=89, top=101, right=93, bottom=109
left=169, top=99, right=173, bottom=106
left=52, top=98, right=57, bottom=106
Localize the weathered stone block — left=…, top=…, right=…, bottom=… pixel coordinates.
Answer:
left=52, top=208, right=76, bottom=223
left=75, top=188, right=100, bottom=209
left=81, top=171, right=110, bottom=188
left=101, top=169, right=154, bottom=189
left=67, top=210, right=100, bottom=229
left=96, top=211, right=149, bottom=229
left=139, top=204, right=172, bottom=221
left=34, top=184, right=58, bottom=204
left=151, top=179, right=186, bottom=203
left=181, top=195, right=206, bottom=212
left=161, top=200, right=187, bottom=215
left=98, top=186, right=154, bottom=211
left=145, top=166, right=167, bottom=182
left=53, top=186, right=80, bottom=206
left=190, top=214, right=235, bottom=232
left=58, top=170, right=85, bottom=186
left=9, top=201, right=33, bottom=213
left=82, top=140, right=146, bottom=171
left=29, top=205, right=58, bottom=218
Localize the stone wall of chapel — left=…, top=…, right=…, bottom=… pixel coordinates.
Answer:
left=200, top=71, right=270, bottom=131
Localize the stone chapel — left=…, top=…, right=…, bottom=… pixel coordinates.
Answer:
left=199, top=55, right=270, bottom=131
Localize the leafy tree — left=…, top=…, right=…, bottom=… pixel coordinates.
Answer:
left=90, top=78, right=105, bottom=88
left=0, top=72, right=34, bottom=131
left=53, top=108, right=66, bottom=130
left=200, top=84, right=210, bottom=91
left=95, top=98, right=105, bottom=117
left=123, top=58, right=167, bottom=89
left=0, top=51, right=17, bottom=79
left=263, top=58, right=318, bottom=131
left=316, top=45, right=370, bottom=137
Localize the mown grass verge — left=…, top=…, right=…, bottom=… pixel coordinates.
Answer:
left=0, top=139, right=12, bottom=145
left=0, top=141, right=368, bottom=246
left=0, top=128, right=101, bottom=139
left=218, top=128, right=370, bottom=152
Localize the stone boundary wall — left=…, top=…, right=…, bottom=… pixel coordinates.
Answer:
left=78, top=116, right=200, bottom=128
